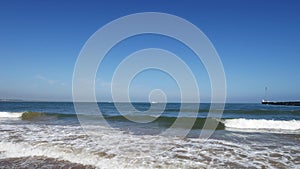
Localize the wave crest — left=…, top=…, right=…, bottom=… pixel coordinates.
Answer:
left=224, top=118, right=300, bottom=131
left=21, top=111, right=44, bottom=120
left=0, top=112, right=23, bottom=119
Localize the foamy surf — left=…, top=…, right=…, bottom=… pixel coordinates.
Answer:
left=224, top=118, right=300, bottom=132
left=0, top=141, right=125, bottom=169
left=0, top=112, right=23, bottom=119
left=1, top=102, right=300, bottom=168
left=0, top=111, right=73, bottom=121
left=0, top=123, right=298, bottom=169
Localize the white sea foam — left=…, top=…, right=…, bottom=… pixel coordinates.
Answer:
left=0, top=141, right=127, bottom=169
left=224, top=118, right=300, bottom=132
left=0, top=122, right=299, bottom=168
left=0, top=112, right=23, bottom=119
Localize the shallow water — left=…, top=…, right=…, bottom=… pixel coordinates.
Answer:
left=0, top=102, right=299, bottom=168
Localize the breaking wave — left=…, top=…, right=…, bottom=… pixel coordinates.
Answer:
left=1, top=111, right=299, bottom=133
left=0, top=112, right=23, bottom=119
left=223, top=118, right=300, bottom=132
left=0, top=111, right=76, bottom=121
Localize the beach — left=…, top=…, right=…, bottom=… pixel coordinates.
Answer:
left=0, top=102, right=299, bottom=168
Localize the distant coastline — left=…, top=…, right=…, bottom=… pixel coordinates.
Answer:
left=0, top=99, right=25, bottom=102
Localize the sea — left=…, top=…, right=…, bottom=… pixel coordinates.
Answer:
left=0, top=102, right=299, bottom=169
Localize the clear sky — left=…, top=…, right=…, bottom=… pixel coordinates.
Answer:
left=0, top=0, right=300, bottom=102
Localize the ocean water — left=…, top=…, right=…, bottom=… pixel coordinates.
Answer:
left=0, top=102, right=299, bottom=168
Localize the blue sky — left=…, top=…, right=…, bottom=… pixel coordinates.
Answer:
left=0, top=0, right=300, bottom=102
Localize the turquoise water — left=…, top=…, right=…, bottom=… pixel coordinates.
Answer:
left=0, top=102, right=299, bottom=168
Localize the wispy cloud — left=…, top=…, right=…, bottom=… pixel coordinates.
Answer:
left=35, top=75, right=66, bottom=86
left=96, top=78, right=116, bottom=87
